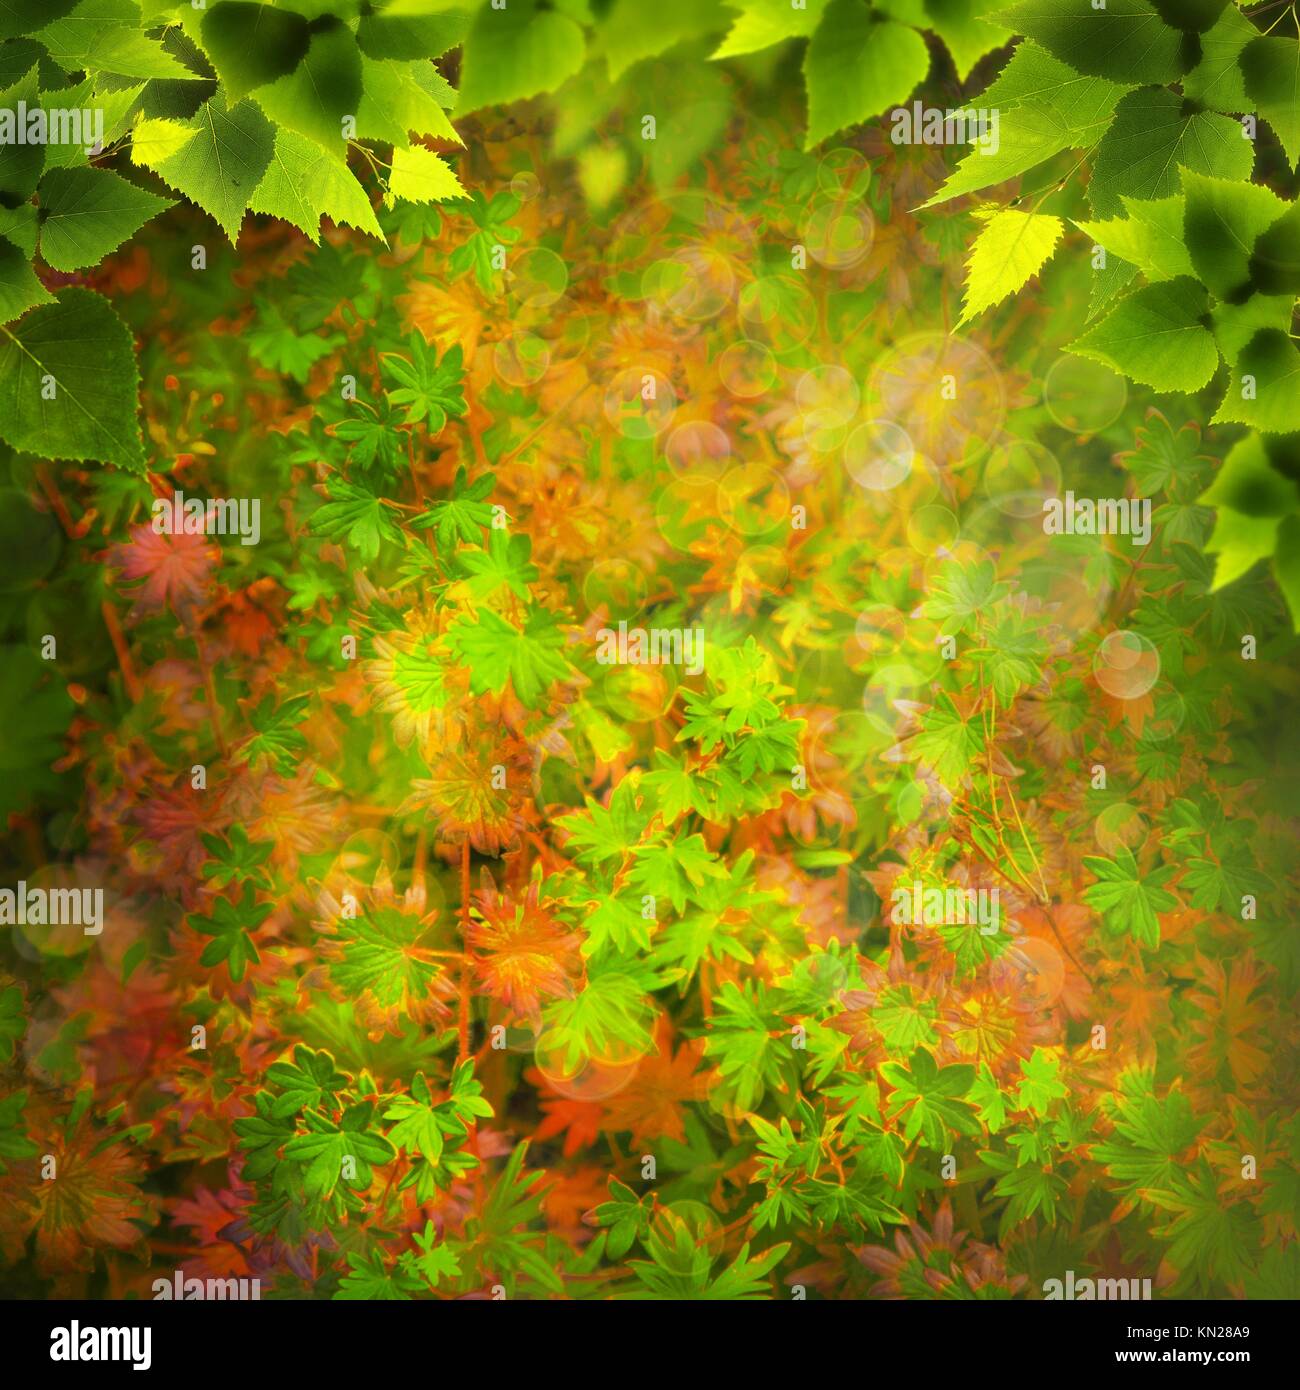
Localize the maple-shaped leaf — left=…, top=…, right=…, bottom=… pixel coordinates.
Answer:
left=264, top=1046, right=350, bottom=1121
left=1016, top=1048, right=1069, bottom=1117
left=200, top=824, right=273, bottom=888
left=921, top=557, right=1009, bottom=633
left=1082, top=846, right=1179, bottom=948
left=470, top=1141, right=564, bottom=1297
left=967, top=607, right=1049, bottom=708
left=980, top=1147, right=1068, bottom=1239
left=448, top=606, right=571, bottom=708
left=310, top=478, right=405, bottom=562
left=969, top=1062, right=1009, bottom=1134
left=235, top=693, right=312, bottom=775
left=328, top=905, right=444, bottom=1011
left=1146, top=1160, right=1262, bottom=1294
left=233, top=1092, right=297, bottom=1182
left=383, top=1071, right=449, bottom=1164
left=622, top=1208, right=790, bottom=1300
left=402, top=1219, right=463, bottom=1290
left=1092, top=1072, right=1203, bottom=1201
left=381, top=334, right=466, bottom=430
left=456, top=528, right=539, bottom=601
left=282, top=1100, right=395, bottom=1199
left=542, top=957, right=660, bottom=1072
left=629, top=833, right=728, bottom=915
left=878, top=1047, right=980, bottom=1149
left=411, top=466, right=497, bottom=548
left=329, top=403, right=402, bottom=480
left=904, top=692, right=986, bottom=786
left=189, top=883, right=272, bottom=982
left=589, top=1177, right=653, bottom=1260
left=640, top=748, right=712, bottom=825
left=246, top=306, right=342, bottom=382
left=702, top=980, right=788, bottom=1114
left=556, top=779, right=648, bottom=867
left=334, top=1249, right=422, bottom=1300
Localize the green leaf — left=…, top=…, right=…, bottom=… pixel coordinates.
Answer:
left=1016, top=1048, right=1068, bottom=1116
left=1000, top=0, right=1187, bottom=86
left=576, top=142, right=628, bottom=210
left=136, top=92, right=275, bottom=244
left=1075, top=194, right=1194, bottom=283
left=310, top=479, right=404, bottom=563
left=1211, top=293, right=1293, bottom=366
left=1092, top=1072, right=1202, bottom=1200
left=1180, top=169, right=1286, bottom=301
left=598, top=0, right=727, bottom=81
left=410, top=465, right=495, bottom=547
left=189, top=882, right=271, bottom=982
left=35, top=0, right=196, bottom=81
left=381, top=334, right=465, bottom=428
left=254, top=19, right=362, bottom=154
left=357, top=6, right=468, bottom=63
left=37, top=166, right=172, bottom=272
left=878, top=1046, right=978, bottom=1149
left=457, top=528, right=538, bottom=602
left=457, top=0, right=586, bottom=115
left=0, top=235, right=52, bottom=326
left=0, top=1089, right=38, bottom=1173
left=248, top=128, right=384, bottom=243
left=920, top=556, right=1007, bottom=632
left=236, top=692, right=311, bottom=773
left=1088, top=86, right=1253, bottom=219
left=334, top=1250, right=420, bottom=1300
left=976, top=37, right=1129, bottom=116
left=1249, top=195, right=1300, bottom=297
left=264, top=1046, right=349, bottom=1119
left=200, top=824, right=273, bottom=888
left=713, top=0, right=826, bottom=60
left=803, top=1, right=929, bottom=151
left=922, top=0, right=1009, bottom=81
left=356, top=56, right=463, bottom=149
left=1201, top=501, right=1282, bottom=589
left=1273, top=514, right=1300, bottom=630
left=1069, top=277, right=1219, bottom=394
left=1181, top=2, right=1253, bottom=112
left=1198, top=433, right=1299, bottom=519
left=922, top=85, right=1120, bottom=208
left=283, top=1105, right=394, bottom=1199
left=0, top=68, right=45, bottom=204
left=405, top=1220, right=463, bottom=1289
left=0, top=645, right=74, bottom=818
left=447, top=606, right=572, bottom=708
left=1214, top=328, right=1300, bottom=434
left=198, top=1, right=310, bottom=101
left=0, top=287, right=143, bottom=470
left=1081, top=846, right=1178, bottom=948
left=330, top=908, right=440, bottom=1007
left=386, top=144, right=465, bottom=206
left=1146, top=1161, right=1262, bottom=1293
left=1242, top=36, right=1300, bottom=171
left=958, top=206, right=1063, bottom=324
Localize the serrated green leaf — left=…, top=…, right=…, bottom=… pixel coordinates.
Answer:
left=803, top=2, right=929, bottom=151
left=958, top=206, right=1062, bottom=323
left=1069, top=277, right=1218, bottom=394
left=0, top=287, right=143, bottom=470
left=38, top=166, right=172, bottom=271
